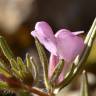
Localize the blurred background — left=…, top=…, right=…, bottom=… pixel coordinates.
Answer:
left=0, top=0, right=96, bottom=96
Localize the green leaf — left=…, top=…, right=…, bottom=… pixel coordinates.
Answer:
left=0, top=60, right=11, bottom=77
left=17, top=57, right=26, bottom=71
left=10, top=59, right=19, bottom=70
left=0, top=59, right=9, bottom=68
left=10, top=59, right=23, bottom=79
left=0, top=36, right=15, bottom=61
left=10, top=57, right=27, bottom=79
left=80, top=70, right=89, bottom=96
left=26, top=53, right=33, bottom=73
left=30, top=57, right=39, bottom=83
left=50, top=59, right=64, bottom=84
left=11, top=67, right=23, bottom=79
left=0, top=67, right=11, bottom=78
left=84, top=17, right=96, bottom=44
left=26, top=53, right=38, bottom=81
left=35, top=38, right=50, bottom=90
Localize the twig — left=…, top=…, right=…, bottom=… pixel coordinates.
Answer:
left=23, top=85, right=49, bottom=96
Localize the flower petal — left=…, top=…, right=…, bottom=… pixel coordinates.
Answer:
left=72, top=31, right=84, bottom=35
left=31, top=21, right=57, bottom=55
left=55, top=29, right=84, bottom=63
left=48, top=54, right=59, bottom=79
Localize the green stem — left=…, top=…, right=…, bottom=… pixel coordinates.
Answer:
left=23, top=85, right=49, bottom=96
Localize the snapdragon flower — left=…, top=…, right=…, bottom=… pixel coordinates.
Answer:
left=31, top=21, right=84, bottom=83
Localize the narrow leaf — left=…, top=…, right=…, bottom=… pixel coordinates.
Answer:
left=11, top=68, right=23, bottom=79
left=0, top=60, right=11, bottom=77
left=10, top=59, right=23, bottom=79
left=26, top=53, right=38, bottom=81
left=80, top=70, right=89, bottom=96
left=26, top=53, right=33, bottom=73
left=17, top=57, right=28, bottom=79
left=0, top=59, right=9, bottom=68
left=50, top=59, right=64, bottom=83
left=17, top=57, right=25, bottom=71
left=10, top=59, right=19, bottom=70
left=35, top=38, right=50, bottom=89
left=30, top=57, right=38, bottom=82
left=0, top=36, right=15, bottom=61
left=0, top=67, right=11, bottom=78
left=84, top=18, right=96, bottom=44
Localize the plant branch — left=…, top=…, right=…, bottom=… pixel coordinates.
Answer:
left=23, top=85, right=49, bottom=96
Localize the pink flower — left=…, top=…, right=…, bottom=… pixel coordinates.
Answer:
left=31, top=21, right=84, bottom=83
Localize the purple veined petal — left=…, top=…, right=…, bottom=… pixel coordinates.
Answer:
left=48, top=54, right=59, bottom=79
left=72, top=31, right=84, bottom=35
left=55, top=29, right=84, bottom=63
left=31, top=21, right=57, bottom=55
